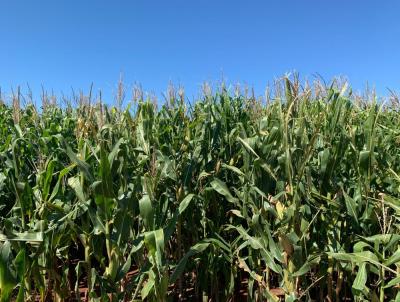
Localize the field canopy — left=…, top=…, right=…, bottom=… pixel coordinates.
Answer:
left=0, top=77, right=399, bottom=301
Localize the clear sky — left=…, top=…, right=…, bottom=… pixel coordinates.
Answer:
left=0, top=1, right=399, bottom=103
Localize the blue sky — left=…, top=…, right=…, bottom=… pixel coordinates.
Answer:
left=0, top=1, right=399, bottom=103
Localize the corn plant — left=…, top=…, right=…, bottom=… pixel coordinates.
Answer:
left=0, top=78, right=399, bottom=301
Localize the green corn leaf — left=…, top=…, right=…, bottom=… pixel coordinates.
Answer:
left=139, top=195, right=154, bottom=230
left=233, top=226, right=282, bottom=274
left=14, top=249, right=26, bottom=302
left=352, top=262, right=367, bottom=293
left=108, top=138, right=124, bottom=164
left=384, top=248, right=400, bottom=266
left=0, top=241, right=16, bottom=302
left=68, top=176, right=86, bottom=203
left=328, top=251, right=397, bottom=275
left=48, top=166, right=73, bottom=202
left=42, top=160, right=55, bottom=202
left=237, top=136, right=259, bottom=158
left=99, top=145, right=115, bottom=199
left=144, top=229, right=165, bottom=270
left=292, top=256, right=321, bottom=277
left=64, top=144, right=93, bottom=182
left=0, top=232, right=43, bottom=243
left=359, top=150, right=371, bottom=175
left=178, top=193, right=195, bottom=214
left=141, top=279, right=154, bottom=300
left=221, top=163, right=245, bottom=177
left=170, top=242, right=210, bottom=283
left=343, top=190, right=358, bottom=223
left=210, top=178, right=238, bottom=204
left=384, top=275, right=400, bottom=288
left=115, top=255, right=131, bottom=283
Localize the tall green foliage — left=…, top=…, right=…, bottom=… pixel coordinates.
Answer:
left=0, top=79, right=399, bottom=301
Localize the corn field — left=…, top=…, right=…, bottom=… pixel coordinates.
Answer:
left=0, top=78, right=399, bottom=301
